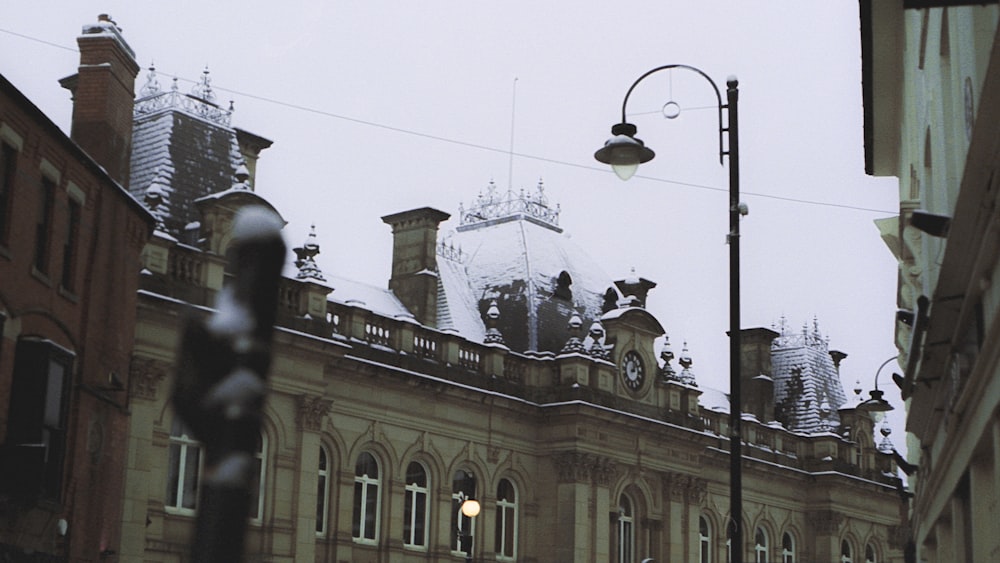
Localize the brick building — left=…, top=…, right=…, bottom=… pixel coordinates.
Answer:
left=0, top=15, right=155, bottom=561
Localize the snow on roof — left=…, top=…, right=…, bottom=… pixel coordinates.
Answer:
left=324, top=274, right=410, bottom=319
left=770, top=320, right=849, bottom=434
left=698, top=386, right=730, bottom=413
left=445, top=210, right=613, bottom=352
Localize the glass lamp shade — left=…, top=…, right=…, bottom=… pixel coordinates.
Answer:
left=857, top=389, right=894, bottom=418
left=460, top=498, right=481, bottom=518
left=594, top=123, right=655, bottom=181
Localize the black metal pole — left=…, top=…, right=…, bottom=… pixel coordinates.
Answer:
left=726, top=77, right=743, bottom=563
left=172, top=207, right=286, bottom=563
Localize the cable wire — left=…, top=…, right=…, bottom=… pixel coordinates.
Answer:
left=0, top=27, right=897, bottom=215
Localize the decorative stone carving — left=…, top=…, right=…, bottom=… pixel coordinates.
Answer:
left=553, top=452, right=617, bottom=485
left=129, top=356, right=169, bottom=400
left=808, top=510, right=844, bottom=534
left=297, top=395, right=333, bottom=431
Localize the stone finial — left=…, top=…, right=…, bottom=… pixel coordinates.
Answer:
left=560, top=313, right=587, bottom=354
left=659, top=334, right=677, bottom=381
left=878, top=421, right=894, bottom=452
left=293, top=224, right=326, bottom=282
left=586, top=320, right=610, bottom=360
left=483, top=299, right=506, bottom=345
left=678, top=342, right=696, bottom=386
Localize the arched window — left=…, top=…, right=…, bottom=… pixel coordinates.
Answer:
left=495, top=479, right=518, bottom=560
left=699, top=517, right=712, bottom=563
left=352, top=452, right=381, bottom=543
left=617, top=494, right=635, bottom=563
left=755, top=528, right=769, bottom=563
left=166, top=418, right=202, bottom=513
left=841, top=539, right=853, bottom=563
left=316, top=446, right=330, bottom=535
left=865, top=544, right=876, bottom=563
left=781, top=532, right=795, bottom=563
left=249, top=432, right=267, bottom=521
left=403, top=461, right=429, bottom=548
left=726, top=525, right=733, bottom=563
left=451, top=470, right=477, bottom=556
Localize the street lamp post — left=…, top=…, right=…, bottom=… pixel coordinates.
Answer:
left=456, top=492, right=481, bottom=563
left=858, top=356, right=899, bottom=416
left=595, top=64, right=745, bottom=563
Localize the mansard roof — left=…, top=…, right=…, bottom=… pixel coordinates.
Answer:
left=129, top=66, right=258, bottom=240
left=438, top=180, right=613, bottom=353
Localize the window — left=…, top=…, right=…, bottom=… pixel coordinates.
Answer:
left=782, top=532, right=795, bottom=563
left=841, top=540, right=853, bottom=563
left=352, top=452, right=380, bottom=543
left=864, top=544, right=876, bottom=563
left=726, top=525, right=733, bottom=563
left=34, top=177, right=55, bottom=274
left=166, top=418, right=203, bottom=512
left=60, top=199, right=81, bottom=291
left=495, top=478, right=517, bottom=560
left=755, top=528, right=769, bottom=563
left=403, top=461, right=429, bottom=548
left=4, top=339, right=73, bottom=500
left=0, top=142, right=15, bottom=245
left=316, top=446, right=330, bottom=534
left=617, top=494, right=635, bottom=563
left=249, top=433, right=266, bottom=521
left=451, top=470, right=477, bottom=556
left=699, top=517, right=712, bottom=563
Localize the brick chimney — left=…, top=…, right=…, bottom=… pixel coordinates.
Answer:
left=59, top=14, right=139, bottom=186
left=381, top=207, right=451, bottom=327
left=739, top=327, right=780, bottom=421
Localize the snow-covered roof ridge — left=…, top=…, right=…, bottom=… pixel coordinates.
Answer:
left=457, top=178, right=561, bottom=233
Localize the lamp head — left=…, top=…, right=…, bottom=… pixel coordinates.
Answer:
left=594, top=122, right=655, bottom=181
left=857, top=388, right=894, bottom=414
left=460, top=498, right=481, bottom=518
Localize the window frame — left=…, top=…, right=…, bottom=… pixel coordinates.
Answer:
left=495, top=478, right=518, bottom=561
left=451, top=469, right=477, bottom=557
left=248, top=432, right=267, bottom=523
left=617, top=493, right=635, bottom=563
left=165, top=418, right=204, bottom=515
left=34, top=175, right=56, bottom=275
left=699, top=516, right=712, bottom=563
left=781, top=532, right=796, bottom=563
left=5, top=338, right=74, bottom=501
left=60, top=197, right=81, bottom=292
left=352, top=451, right=381, bottom=544
left=316, top=445, right=330, bottom=535
left=841, top=539, right=854, bottom=563
left=0, top=141, right=16, bottom=247
left=755, top=527, right=769, bottom=563
left=403, top=461, right=430, bottom=549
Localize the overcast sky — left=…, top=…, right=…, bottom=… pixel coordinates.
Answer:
left=1, top=2, right=906, bottom=443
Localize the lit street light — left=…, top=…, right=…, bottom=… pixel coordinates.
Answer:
left=595, top=64, right=746, bottom=563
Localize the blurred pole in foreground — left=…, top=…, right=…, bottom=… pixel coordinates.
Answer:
left=172, top=207, right=286, bottom=563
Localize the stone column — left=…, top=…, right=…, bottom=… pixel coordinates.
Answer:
left=119, top=356, right=168, bottom=560
left=294, top=396, right=332, bottom=561
left=553, top=453, right=617, bottom=562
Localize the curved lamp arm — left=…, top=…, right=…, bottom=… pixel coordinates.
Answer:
left=617, top=64, right=728, bottom=165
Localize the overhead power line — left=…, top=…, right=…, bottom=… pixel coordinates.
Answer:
left=0, top=27, right=897, bottom=215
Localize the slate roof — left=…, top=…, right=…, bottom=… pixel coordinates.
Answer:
left=129, top=68, right=245, bottom=241
left=437, top=181, right=614, bottom=353
left=770, top=320, right=849, bottom=433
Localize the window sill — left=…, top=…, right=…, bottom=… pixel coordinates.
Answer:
left=164, top=506, right=197, bottom=518
left=58, top=285, right=78, bottom=303
left=30, top=266, right=52, bottom=287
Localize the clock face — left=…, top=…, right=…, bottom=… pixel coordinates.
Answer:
left=622, top=351, right=645, bottom=391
